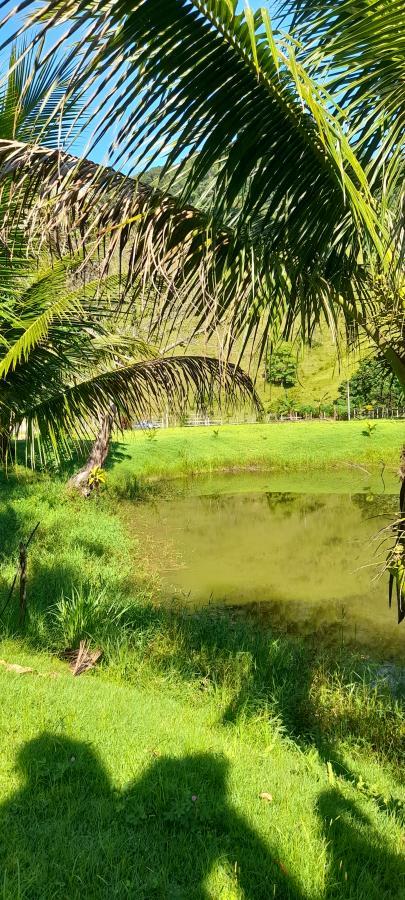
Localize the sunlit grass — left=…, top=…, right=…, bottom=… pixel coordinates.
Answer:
left=0, top=445, right=404, bottom=898
left=0, top=639, right=403, bottom=899
left=108, top=420, right=404, bottom=482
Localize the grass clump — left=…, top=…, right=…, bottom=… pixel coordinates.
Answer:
left=52, top=585, right=131, bottom=648
left=0, top=468, right=152, bottom=649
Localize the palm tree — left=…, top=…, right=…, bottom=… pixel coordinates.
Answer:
left=0, top=4, right=403, bottom=600
left=0, top=253, right=257, bottom=478
left=0, top=43, right=258, bottom=478
left=1, top=0, right=403, bottom=387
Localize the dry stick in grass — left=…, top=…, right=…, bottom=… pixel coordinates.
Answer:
left=18, top=542, right=27, bottom=626
left=62, top=641, right=103, bottom=676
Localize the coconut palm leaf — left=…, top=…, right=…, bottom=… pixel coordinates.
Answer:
left=0, top=3, right=390, bottom=333
left=0, top=38, right=83, bottom=147
left=22, top=354, right=258, bottom=452
left=1, top=4, right=403, bottom=386
left=0, top=136, right=376, bottom=364
left=0, top=243, right=259, bottom=461
left=0, top=259, right=86, bottom=377
left=278, top=0, right=405, bottom=190
left=0, top=138, right=265, bottom=346
left=0, top=36, right=87, bottom=274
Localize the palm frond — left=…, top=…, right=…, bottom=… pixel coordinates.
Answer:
left=0, top=136, right=377, bottom=363
left=277, top=0, right=405, bottom=192
left=0, top=258, right=84, bottom=377
left=20, top=354, right=259, bottom=456
left=0, top=3, right=402, bottom=381
left=0, top=4, right=391, bottom=321
left=3, top=3, right=385, bottom=238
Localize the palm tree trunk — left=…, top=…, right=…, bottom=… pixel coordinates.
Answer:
left=68, top=403, right=116, bottom=494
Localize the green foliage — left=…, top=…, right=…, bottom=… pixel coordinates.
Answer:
left=1, top=0, right=403, bottom=382
left=53, top=585, right=129, bottom=647
left=87, top=465, right=107, bottom=490
left=0, top=470, right=139, bottom=641
left=0, top=49, right=258, bottom=466
left=266, top=343, right=298, bottom=388
left=337, top=357, right=404, bottom=410
left=0, top=238, right=257, bottom=464
left=362, top=422, right=377, bottom=438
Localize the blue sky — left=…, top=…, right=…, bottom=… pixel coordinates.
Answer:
left=0, top=1, right=279, bottom=168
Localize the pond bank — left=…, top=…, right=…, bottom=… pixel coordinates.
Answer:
left=107, top=421, right=404, bottom=486
left=0, top=468, right=403, bottom=741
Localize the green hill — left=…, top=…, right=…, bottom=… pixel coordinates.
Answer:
left=140, top=166, right=369, bottom=413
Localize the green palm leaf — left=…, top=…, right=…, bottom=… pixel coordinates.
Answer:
left=1, top=5, right=389, bottom=287
left=0, top=3, right=403, bottom=386
left=25, top=354, right=258, bottom=449
left=0, top=259, right=85, bottom=377
left=278, top=0, right=405, bottom=182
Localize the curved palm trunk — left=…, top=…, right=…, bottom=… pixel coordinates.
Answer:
left=68, top=403, right=116, bottom=494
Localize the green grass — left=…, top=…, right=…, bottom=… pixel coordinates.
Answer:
left=107, top=420, right=404, bottom=483
left=0, top=437, right=404, bottom=898
left=0, top=639, right=403, bottom=900
left=0, top=469, right=153, bottom=646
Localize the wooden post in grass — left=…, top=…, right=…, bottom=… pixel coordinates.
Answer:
left=18, top=541, right=27, bottom=625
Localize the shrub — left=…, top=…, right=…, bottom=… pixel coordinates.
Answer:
left=337, top=356, right=403, bottom=409
left=266, top=342, right=298, bottom=388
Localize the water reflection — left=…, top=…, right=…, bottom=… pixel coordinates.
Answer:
left=126, top=473, right=403, bottom=660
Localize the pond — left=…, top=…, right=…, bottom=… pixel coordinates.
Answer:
left=126, top=470, right=404, bottom=661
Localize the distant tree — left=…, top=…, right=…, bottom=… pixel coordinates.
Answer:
left=337, top=357, right=403, bottom=410
left=266, top=343, right=298, bottom=388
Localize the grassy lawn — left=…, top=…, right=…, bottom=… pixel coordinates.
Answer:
left=0, top=643, right=404, bottom=900
left=107, top=420, right=404, bottom=483
left=0, top=424, right=404, bottom=899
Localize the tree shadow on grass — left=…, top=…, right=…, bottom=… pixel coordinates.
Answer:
left=124, top=603, right=404, bottom=758
left=0, top=503, right=19, bottom=560
left=316, top=788, right=405, bottom=899
left=1, top=734, right=403, bottom=899
left=112, top=600, right=405, bottom=834
left=105, top=440, right=134, bottom=469
left=0, top=733, right=306, bottom=900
